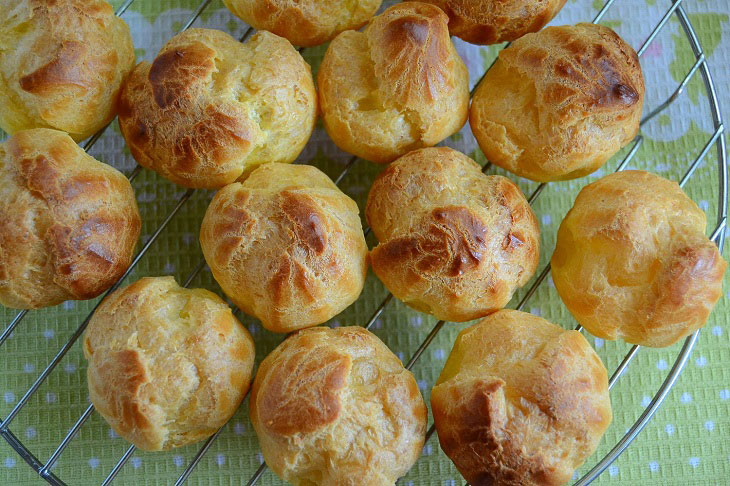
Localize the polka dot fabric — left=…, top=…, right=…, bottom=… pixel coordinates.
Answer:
left=1, top=0, right=730, bottom=485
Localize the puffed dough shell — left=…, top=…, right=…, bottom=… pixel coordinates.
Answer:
left=552, top=170, right=726, bottom=348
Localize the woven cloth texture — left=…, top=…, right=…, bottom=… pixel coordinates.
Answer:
left=1, top=0, right=728, bottom=484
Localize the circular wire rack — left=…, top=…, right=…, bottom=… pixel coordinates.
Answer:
left=0, top=0, right=726, bottom=484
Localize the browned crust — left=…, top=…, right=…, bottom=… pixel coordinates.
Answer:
left=431, top=311, right=612, bottom=485
left=423, top=0, right=568, bottom=45
left=366, top=147, right=539, bottom=322
left=0, top=129, right=140, bottom=308
left=257, top=347, right=352, bottom=435
left=0, top=0, right=135, bottom=140
left=551, top=170, right=727, bottom=347
left=470, top=23, right=645, bottom=182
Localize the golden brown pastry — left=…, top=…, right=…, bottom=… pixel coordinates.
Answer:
left=0, top=129, right=140, bottom=309
left=223, top=0, right=382, bottom=47
left=422, top=0, right=567, bottom=44
left=552, top=170, right=726, bottom=348
left=366, top=147, right=539, bottom=322
left=118, top=28, right=317, bottom=189
left=431, top=310, right=612, bottom=486
left=83, top=276, right=255, bottom=451
left=250, top=326, right=427, bottom=485
left=200, top=163, right=368, bottom=333
left=470, top=23, right=645, bottom=182
left=0, top=0, right=135, bottom=141
left=318, top=2, right=469, bottom=164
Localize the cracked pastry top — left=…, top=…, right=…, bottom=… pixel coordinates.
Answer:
left=250, top=326, right=427, bottom=485
left=118, top=28, right=317, bottom=189
left=0, top=128, right=140, bottom=309
left=421, top=0, right=568, bottom=45
left=223, top=0, right=383, bottom=47
left=83, top=276, right=255, bottom=451
left=431, top=310, right=612, bottom=486
left=199, top=163, right=368, bottom=333
left=318, top=2, right=469, bottom=164
left=552, top=170, right=726, bottom=348
left=0, top=0, right=135, bottom=140
left=470, top=23, right=645, bottom=182
left=366, top=147, right=539, bottom=322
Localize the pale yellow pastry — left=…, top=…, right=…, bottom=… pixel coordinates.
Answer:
left=431, top=310, right=612, bottom=486
left=552, top=170, right=726, bottom=348
left=83, top=276, right=255, bottom=451
left=366, top=147, right=539, bottom=322
left=118, top=28, right=317, bottom=189
left=0, top=0, right=135, bottom=140
left=0, top=129, right=140, bottom=309
left=470, top=23, right=645, bottom=182
left=250, top=326, right=427, bottom=485
left=200, top=163, right=368, bottom=333
left=422, top=0, right=568, bottom=44
left=223, top=0, right=382, bottom=47
left=318, top=2, right=469, bottom=164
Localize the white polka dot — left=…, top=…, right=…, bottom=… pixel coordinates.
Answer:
left=372, top=319, right=383, bottom=330
left=529, top=307, right=541, bottom=316
left=433, top=349, right=446, bottom=360
left=108, top=429, right=118, bottom=439
left=720, top=389, right=730, bottom=400
left=23, top=363, right=34, bottom=373
left=649, top=461, right=659, bottom=472
left=25, top=427, right=36, bottom=439
left=548, top=276, right=555, bottom=288
left=182, top=233, right=195, bottom=245
left=423, top=444, right=433, bottom=456
left=695, top=356, right=707, bottom=367
left=234, top=422, right=245, bottom=435
left=88, top=458, right=99, bottom=469
left=699, top=200, right=709, bottom=211
left=257, top=453, right=264, bottom=464
left=46, top=392, right=57, bottom=404
left=572, top=471, right=579, bottom=480
left=405, top=482, right=414, bottom=486
left=247, top=323, right=260, bottom=335
left=444, top=480, right=456, bottom=486
left=608, top=465, right=618, bottom=476
left=216, top=454, right=225, bottom=466
left=130, top=457, right=141, bottom=469
left=63, top=301, right=75, bottom=310
left=541, top=214, right=552, bottom=225
left=705, top=421, right=715, bottom=431
left=665, top=423, right=675, bottom=435
left=689, top=457, right=700, bottom=468
left=64, top=362, right=77, bottom=373
left=173, top=455, right=184, bottom=467
left=656, top=359, right=668, bottom=370
left=713, top=326, right=723, bottom=337
left=594, top=338, right=604, bottom=349
left=417, top=380, right=428, bottom=391
left=641, top=396, right=652, bottom=407
left=163, top=262, right=176, bottom=274
left=4, top=392, right=15, bottom=404
left=330, top=321, right=340, bottom=328
left=396, top=351, right=405, bottom=362
left=43, top=329, right=54, bottom=339
left=410, top=316, right=422, bottom=328
left=5, top=457, right=16, bottom=468
left=681, top=392, right=693, bottom=404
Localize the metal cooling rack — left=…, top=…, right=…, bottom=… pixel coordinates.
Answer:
left=0, top=0, right=726, bottom=484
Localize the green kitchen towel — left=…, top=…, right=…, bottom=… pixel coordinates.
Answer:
left=1, top=0, right=729, bottom=484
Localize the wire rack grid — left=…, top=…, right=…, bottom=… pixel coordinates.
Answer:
left=0, top=0, right=726, bottom=484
